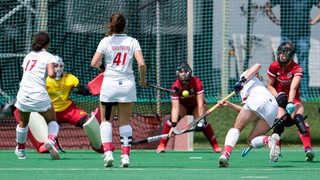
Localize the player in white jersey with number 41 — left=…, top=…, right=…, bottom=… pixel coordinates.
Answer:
left=14, top=31, right=60, bottom=160
left=91, top=12, right=147, bottom=168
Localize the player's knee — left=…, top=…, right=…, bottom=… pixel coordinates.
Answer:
left=294, top=114, right=307, bottom=135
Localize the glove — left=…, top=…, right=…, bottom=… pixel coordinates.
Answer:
left=74, top=84, right=91, bottom=96
left=98, top=62, right=105, bottom=73
left=195, top=119, right=207, bottom=132
left=275, top=92, right=288, bottom=108
left=234, top=76, right=246, bottom=93
left=286, top=102, right=295, bottom=114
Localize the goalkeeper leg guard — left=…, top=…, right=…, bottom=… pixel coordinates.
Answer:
left=83, top=115, right=103, bottom=153
left=294, top=114, right=307, bottom=135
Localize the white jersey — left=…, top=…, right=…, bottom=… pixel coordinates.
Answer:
left=15, top=49, right=56, bottom=112
left=239, top=71, right=278, bottom=127
left=97, top=34, right=141, bottom=78
left=96, top=34, right=141, bottom=102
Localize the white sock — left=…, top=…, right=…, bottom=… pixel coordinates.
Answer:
left=251, top=135, right=267, bottom=148
left=16, top=125, right=28, bottom=144
left=224, top=128, right=240, bottom=147
left=119, top=125, right=132, bottom=146
left=100, top=121, right=112, bottom=143
left=48, top=121, right=59, bottom=136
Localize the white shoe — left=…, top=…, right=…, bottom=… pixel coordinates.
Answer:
left=269, top=133, right=280, bottom=163
left=120, top=154, right=130, bottom=168
left=104, top=151, right=114, bottom=167
left=218, top=152, right=230, bottom=168
left=44, top=140, right=60, bottom=160
left=15, top=146, right=26, bottom=160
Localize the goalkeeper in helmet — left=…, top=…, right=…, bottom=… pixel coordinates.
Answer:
left=156, top=62, right=222, bottom=153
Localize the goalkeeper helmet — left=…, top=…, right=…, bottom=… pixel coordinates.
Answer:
left=276, top=42, right=295, bottom=65
left=176, top=62, right=192, bottom=84
left=54, top=55, right=64, bottom=80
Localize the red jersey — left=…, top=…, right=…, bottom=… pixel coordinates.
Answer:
left=267, top=61, right=303, bottom=101
left=171, top=76, right=205, bottom=107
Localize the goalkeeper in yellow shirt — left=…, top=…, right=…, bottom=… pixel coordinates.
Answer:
left=12, top=55, right=103, bottom=153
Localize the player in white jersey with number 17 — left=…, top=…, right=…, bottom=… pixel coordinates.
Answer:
left=91, top=12, right=147, bottom=168
left=14, top=31, right=60, bottom=160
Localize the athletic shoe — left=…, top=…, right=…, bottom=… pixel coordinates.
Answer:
left=104, top=151, right=114, bottom=167
left=218, top=151, right=230, bottom=168
left=120, top=154, right=130, bottom=168
left=305, top=148, right=315, bottom=162
left=268, top=133, right=280, bottom=163
left=156, top=143, right=166, bottom=153
left=15, top=146, right=26, bottom=160
left=213, top=144, right=222, bottom=153
left=44, top=139, right=60, bottom=160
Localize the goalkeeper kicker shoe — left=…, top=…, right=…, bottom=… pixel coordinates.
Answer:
left=120, top=154, right=130, bottom=168
left=104, top=151, right=114, bottom=167
left=44, top=139, right=60, bottom=160
left=305, top=148, right=315, bottom=162
left=15, top=146, right=26, bottom=160
left=269, top=133, right=280, bottom=163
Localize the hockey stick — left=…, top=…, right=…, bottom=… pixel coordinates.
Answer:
left=132, top=128, right=195, bottom=146
left=136, top=80, right=179, bottom=94
left=241, top=111, right=288, bottom=157
left=173, top=91, right=236, bottom=135
left=56, top=137, right=66, bottom=153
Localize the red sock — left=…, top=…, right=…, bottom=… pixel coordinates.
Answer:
left=202, top=123, right=219, bottom=146
left=298, top=125, right=312, bottom=151
left=262, top=136, right=269, bottom=145
left=223, top=145, right=233, bottom=157
left=121, top=146, right=131, bottom=155
left=48, top=134, right=57, bottom=143
left=159, top=121, right=172, bottom=145
left=102, top=142, right=115, bottom=152
left=18, top=143, right=25, bottom=150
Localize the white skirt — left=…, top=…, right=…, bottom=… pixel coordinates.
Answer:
left=243, top=95, right=278, bottom=127
left=15, top=87, right=52, bottom=112
left=100, top=75, right=136, bottom=102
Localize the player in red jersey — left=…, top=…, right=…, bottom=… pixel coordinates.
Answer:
left=156, top=62, right=221, bottom=153
left=267, top=41, right=314, bottom=162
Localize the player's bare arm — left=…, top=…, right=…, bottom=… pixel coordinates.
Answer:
left=264, top=1, right=280, bottom=25
left=91, top=52, right=104, bottom=69
left=267, top=76, right=278, bottom=96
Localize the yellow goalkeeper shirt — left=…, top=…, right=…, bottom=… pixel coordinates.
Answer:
left=46, top=74, right=79, bottom=112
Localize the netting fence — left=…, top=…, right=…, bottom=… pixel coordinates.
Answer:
left=1, top=0, right=320, bottom=150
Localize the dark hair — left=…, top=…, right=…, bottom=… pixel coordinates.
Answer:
left=32, top=31, right=51, bottom=51
left=105, top=12, right=126, bottom=36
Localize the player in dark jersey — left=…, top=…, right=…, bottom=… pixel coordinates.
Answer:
left=267, top=41, right=314, bottom=162
left=156, top=62, right=221, bottom=153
